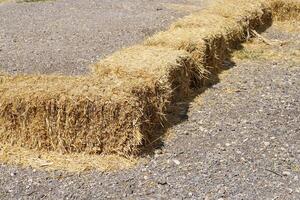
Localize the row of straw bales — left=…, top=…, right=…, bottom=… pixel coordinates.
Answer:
left=0, top=47, right=193, bottom=155
left=0, top=0, right=299, bottom=156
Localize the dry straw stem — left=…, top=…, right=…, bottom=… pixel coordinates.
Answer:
left=0, top=46, right=194, bottom=156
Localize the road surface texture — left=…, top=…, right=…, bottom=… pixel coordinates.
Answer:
left=0, top=18, right=299, bottom=199
left=0, top=0, right=207, bottom=75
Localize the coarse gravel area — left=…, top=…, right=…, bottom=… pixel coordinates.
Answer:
left=0, top=21, right=299, bottom=199
left=0, top=0, right=208, bottom=75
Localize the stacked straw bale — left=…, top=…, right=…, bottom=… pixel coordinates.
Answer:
left=0, top=47, right=193, bottom=155
left=145, top=0, right=272, bottom=86
left=0, top=0, right=299, bottom=156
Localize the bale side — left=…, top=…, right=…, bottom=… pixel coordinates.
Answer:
left=0, top=75, right=147, bottom=155
left=92, top=45, right=194, bottom=99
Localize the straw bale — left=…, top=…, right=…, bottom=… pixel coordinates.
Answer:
left=173, top=0, right=271, bottom=30
left=145, top=27, right=229, bottom=86
left=0, top=46, right=193, bottom=156
left=172, top=10, right=240, bottom=29
left=92, top=45, right=194, bottom=98
left=269, top=0, right=300, bottom=20
left=93, top=45, right=195, bottom=146
left=210, top=0, right=271, bottom=26
left=0, top=75, right=143, bottom=155
left=145, top=0, right=273, bottom=87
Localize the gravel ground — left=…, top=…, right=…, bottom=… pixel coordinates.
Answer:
left=0, top=21, right=299, bottom=199
left=0, top=0, right=207, bottom=75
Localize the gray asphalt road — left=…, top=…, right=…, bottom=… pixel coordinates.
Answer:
left=0, top=0, right=206, bottom=75
left=0, top=21, right=299, bottom=199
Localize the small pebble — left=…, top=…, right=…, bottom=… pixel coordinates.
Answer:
left=264, top=141, right=270, bottom=146
left=10, top=172, right=17, bottom=177
left=173, top=159, right=181, bottom=165
left=282, top=171, right=291, bottom=176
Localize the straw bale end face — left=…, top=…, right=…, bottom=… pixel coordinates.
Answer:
left=0, top=75, right=147, bottom=155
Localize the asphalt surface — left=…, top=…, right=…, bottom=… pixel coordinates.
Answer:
left=0, top=20, right=299, bottom=199
left=0, top=0, right=206, bottom=75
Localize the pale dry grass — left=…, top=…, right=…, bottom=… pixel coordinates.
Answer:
left=0, top=143, right=137, bottom=172
left=233, top=38, right=300, bottom=63
left=273, top=20, right=300, bottom=33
